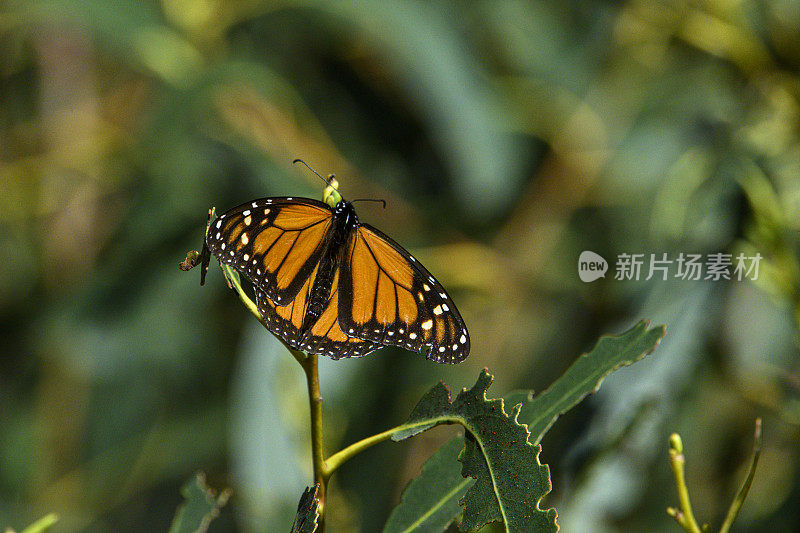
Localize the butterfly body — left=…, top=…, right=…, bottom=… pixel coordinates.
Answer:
left=204, top=196, right=470, bottom=363
left=303, top=200, right=358, bottom=327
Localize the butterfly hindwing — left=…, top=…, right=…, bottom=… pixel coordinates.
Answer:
left=338, top=224, right=470, bottom=363
left=206, top=198, right=333, bottom=306
left=254, top=266, right=381, bottom=359
left=252, top=264, right=318, bottom=351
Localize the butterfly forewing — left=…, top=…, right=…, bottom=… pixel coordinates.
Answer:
left=206, top=198, right=333, bottom=306
left=338, top=225, right=470, bottom=363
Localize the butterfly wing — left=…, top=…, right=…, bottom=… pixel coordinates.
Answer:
left=338, top=224, right=470, bottom=363
left=254, top=265, right=381, bottom=359
left=207, top=196, right=469, bottom=363
left=206, top=198, right=333, bottom=306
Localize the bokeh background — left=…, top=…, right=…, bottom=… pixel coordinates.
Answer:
left=2, top=0, right=800, bottom=531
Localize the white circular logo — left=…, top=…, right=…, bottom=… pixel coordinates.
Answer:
left=578, top=251, right=608, bottom=282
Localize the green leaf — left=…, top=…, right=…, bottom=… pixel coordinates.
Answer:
left=383, top=438, right=473, bottom=533
left=392, top=370, right=557, bottom=533
left=511, top=320, right=667, bottom=444
left=169, top=473, right=231, bottom=533
left=17, top=514, right=59, bottom=533
left=385, top=321, right=665, bottom=532
left=291, top=485, right=321, bottom=533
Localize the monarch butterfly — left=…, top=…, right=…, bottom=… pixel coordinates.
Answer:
left=202, top=164, right=470, bottom=363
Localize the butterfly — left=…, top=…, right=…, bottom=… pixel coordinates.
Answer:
left=201, top=166, right=470, bottom=363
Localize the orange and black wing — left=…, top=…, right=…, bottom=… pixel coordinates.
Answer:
left=205, top=197, right=333, bottom=306
left=337, top=224, right=470, bottom=363
left=254, top=265, right=381, bottom=359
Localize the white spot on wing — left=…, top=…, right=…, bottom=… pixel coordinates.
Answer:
left=421, top=320, right=433, bottom=330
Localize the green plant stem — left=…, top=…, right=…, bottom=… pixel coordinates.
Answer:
left=667, top=433, right=702, bottom=533
left=325, top=419, right=446, bottom=476
left=719, top=418, right=762, bottom=533
left=300, top=352, right=327, bottom=530
left=325, top=427, right=399, bottom=475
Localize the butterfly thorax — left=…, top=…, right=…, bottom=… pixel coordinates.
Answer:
left=303, top=201, right=359, bottom=328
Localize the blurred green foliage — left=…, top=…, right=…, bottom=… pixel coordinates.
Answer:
left=2, top=0, right=799, bottom=531
left=169, top=473, right=230, bottom=533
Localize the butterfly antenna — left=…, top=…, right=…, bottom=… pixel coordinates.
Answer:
left=293, top=159, right=338, bottom=190
left=350, top=198, right=387, bottom=209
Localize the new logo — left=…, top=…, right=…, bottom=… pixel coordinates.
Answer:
left=578, top=251, right=608, bottom=282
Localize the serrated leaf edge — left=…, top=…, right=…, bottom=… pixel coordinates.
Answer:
left=395, top=370, right=557, bottom=532
left=459, top=389, right=553, bottom=531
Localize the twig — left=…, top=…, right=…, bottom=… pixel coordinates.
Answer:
left=719, top=418, right=762, bottom=533
left=667, top=418, right=763, bottom=533
left=667, top=433, right=703, bottom=533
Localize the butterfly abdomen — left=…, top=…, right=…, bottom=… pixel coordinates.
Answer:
left=304, top=258, right=335, bottom=327
left=303, top=201, right=359, bottom=329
